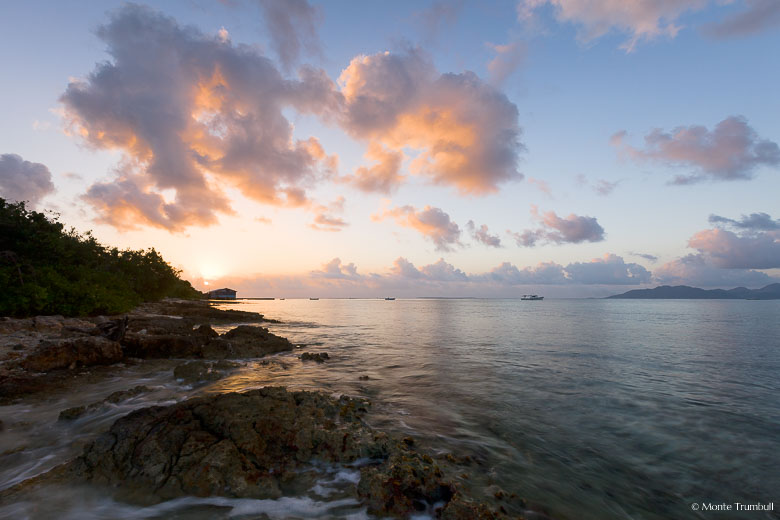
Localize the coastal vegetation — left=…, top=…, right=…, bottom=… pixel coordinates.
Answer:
left=0, top=198, right=201, bottom=317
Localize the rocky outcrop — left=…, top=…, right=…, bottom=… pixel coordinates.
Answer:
left=300, top=352, right=329, bottom=363
left=68, top=387, right=378, bottom=503
left=60, top=387, right=513, bottom=518
left=20, top=336, right=123, bottom=372
left=0, top=300, right=288, bottom=400
left=121, top=325, right=293, bottom=360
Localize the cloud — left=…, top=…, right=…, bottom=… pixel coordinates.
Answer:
left=0, top=154, right=55, bottom=205
left=518, top=0, right=709, bottom=52
left=373, top=204, right=461, bottom=251
left=575, top=174, right=621, bottom=196
left=414, top=0, right=464, bottom=42
left=61, top=4, right=340, bottom=231
left=476, top=261, right=567, bottom=284
left=703, top=0, right=780, bottom=38
left=256, top=0, right=322, bottom=69
left=348, top=142, right=405, bottom=194
left=311, top=257, right=361, bottom=279
left=611, top=116, right=780, bottom=184
left=339, top=48, right=524, bottom=195
left=654, top=254, right=774, bottom=287
left=630, top=252, right=659, bottom=262
left=310, top=196, right=348, bottom=231
left=688, top=228, right=780, bottom=269
left=565, top=253, right=652, bottom=285
left=486, top=41, right=526, bottom=84
left=708, top=212, right=779, bottom=231
left=511, top=205, right=605, bottom=246
left=466, top=220, right=502, bottom=247
left=527, top=177, right=552, bottom=196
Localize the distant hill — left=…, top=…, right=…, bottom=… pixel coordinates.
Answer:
left=607, top=283, right=780, bottom=300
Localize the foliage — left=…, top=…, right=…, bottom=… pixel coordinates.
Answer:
left=0, top=198, right=202, bottom=316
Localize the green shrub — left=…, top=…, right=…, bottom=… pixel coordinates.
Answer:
left=0, top=198, right=202, bottom=316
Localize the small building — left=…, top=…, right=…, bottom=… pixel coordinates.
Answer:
left=208, top=287, right=237, bottom=300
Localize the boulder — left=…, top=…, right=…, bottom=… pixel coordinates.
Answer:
left=68, top=387, right=377, bottom=503
left=20, top=336, right=123, bottom=372
left=300, top=352, right=329, bottom=363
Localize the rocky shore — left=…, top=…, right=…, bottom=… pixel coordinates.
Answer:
left=0, top=300, right=533, bottom=518
left=0, top=299, right=290, bottom=401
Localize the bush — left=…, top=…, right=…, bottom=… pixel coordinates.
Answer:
left=0, top=199, right=202, bottom=316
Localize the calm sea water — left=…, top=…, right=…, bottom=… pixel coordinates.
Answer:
left=211, top=298, right=780, bottom=520
left=1, top=298, right=778, bottom=520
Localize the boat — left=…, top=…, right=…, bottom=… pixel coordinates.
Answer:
left=384, top=297, right=395, bottom=300
left=521, top=294, right=544, bottom=301
left=309, top=297, right=319, bottom=300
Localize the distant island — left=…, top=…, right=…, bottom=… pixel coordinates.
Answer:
left=607, top=283, right=780, bottom=300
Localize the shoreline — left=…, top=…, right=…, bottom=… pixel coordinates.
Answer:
left=0, top=299, right=539, bottom=519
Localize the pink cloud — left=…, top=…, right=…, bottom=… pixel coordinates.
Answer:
left=373, top=204, right=462, bottom=251
left=519, top=0, right=709, bottom=52
left=510, top=206, right=605, bottom=246
left=654, top=254, right=774, bottom=287
left=612, top=116, right=780, bottom=184
left=466, top=220, right=502, bottom=247
left=688, top=228, right=780, bottom=269
left=486, top=41, right=526, bottom=84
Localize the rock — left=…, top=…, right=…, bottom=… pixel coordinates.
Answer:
left=33, top=316, right=64, bottom=334
left=173, top=360, right=239, bottom=383
left=58, top=385, right=152, bottom=421
left=20, top=336, right=123, bottom=372
left=206, top=326, right=294, bottom=359
left=300, top=352, right=329, bottom=363
left=121, top=333, right=203, bottom=358
left=95, top=316, right=128, bottom=341
left=358, top=375, right=370, bottom=380
left=357, top=445, right=452, bottom=516
left=68, top=388, right=377, bottom=503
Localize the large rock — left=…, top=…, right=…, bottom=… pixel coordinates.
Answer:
left=62, top=388, right=511, bottom=518
left=20, top=336, right=123, bottom=372
left=69, top=387, right=378, bottom=503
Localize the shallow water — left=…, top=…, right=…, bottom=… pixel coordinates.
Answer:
left=1, top=298, right=779, bottom=519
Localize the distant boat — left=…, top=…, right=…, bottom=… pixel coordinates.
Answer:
left=309, top=297, right=319, bottom=300
left=384, top=297, right=395, bottom=300
left=521, top=294, right=544, bottom=301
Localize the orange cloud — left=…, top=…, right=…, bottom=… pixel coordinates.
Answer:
left=62, top=4, right=340, bottom=230
left=339, top=49, right=524, bottom=195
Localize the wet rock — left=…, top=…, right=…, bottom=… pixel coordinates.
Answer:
left=173, top=360, right=239, bottom=383
left=205, top=326, right=294, bottom=359
left=120, top=333, right=202, bottom=359
left=357, top=444, right=452, bottom=516
left=58, top=385, right=152, bottom=421
left=67, top=388, right=377, bottom=503
left=134, top=300, right=270, bottom=323
left=20, top=336, right=123, bottom=372
left=300, top=352, right=329, bottom=363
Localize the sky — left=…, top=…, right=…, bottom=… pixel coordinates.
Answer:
left=1, top=0, right=779, bottom=298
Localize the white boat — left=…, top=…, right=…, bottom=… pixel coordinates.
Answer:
left=521, top=294, right=544, bottom=301
left=384, top=297, right=395, bottom=300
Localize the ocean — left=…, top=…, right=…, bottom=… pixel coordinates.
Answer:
left=1, top=298, right=778, bottom=519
